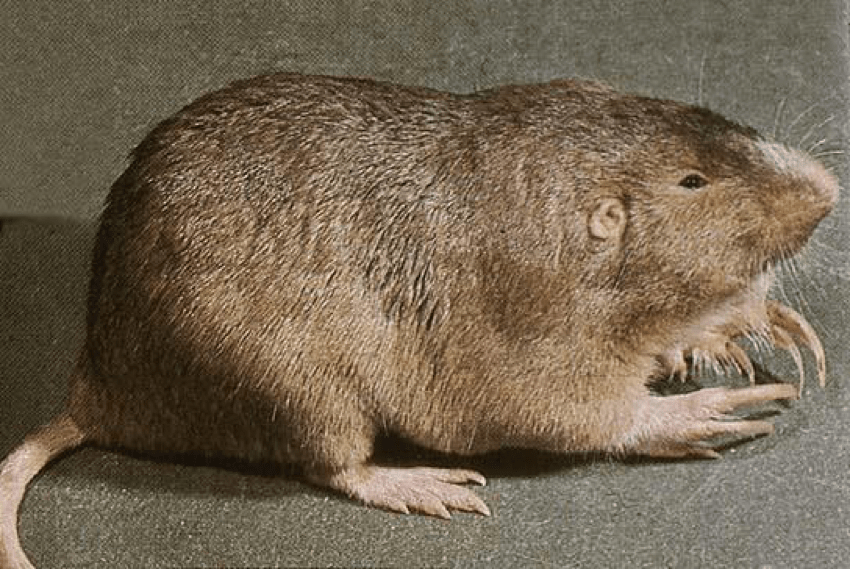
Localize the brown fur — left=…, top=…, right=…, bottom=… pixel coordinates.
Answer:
left=0, top=73, right=838, bottom=567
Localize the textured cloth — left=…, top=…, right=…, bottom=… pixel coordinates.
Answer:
left=1, top=1, right=848, bottom=567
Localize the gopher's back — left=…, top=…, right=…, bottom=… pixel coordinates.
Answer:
left=72, top=74, right=532, bottom=465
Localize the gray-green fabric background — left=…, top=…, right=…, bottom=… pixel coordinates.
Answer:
left=2, top=1, right=848, bottom=567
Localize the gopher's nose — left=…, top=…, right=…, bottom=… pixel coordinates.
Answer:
left=757, top=140, right=839, bottom=214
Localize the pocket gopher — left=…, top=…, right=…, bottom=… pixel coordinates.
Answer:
left=0, top=73, right=838, bottom=568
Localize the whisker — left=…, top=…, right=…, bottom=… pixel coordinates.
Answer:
left=808, top=242, right=850, bottom=280
left=782, top=100, right=824, bottom=143
left=805, top=137, right=831, bottom=155
left=798, top=114, right=838, bottom=149
left=787, top=257, right=811, bottom=313
left=772, top=96, right=788, bottom=141
left=696, top=53, right=708, bottom=107
left=811, top=149, right=846, bottom=158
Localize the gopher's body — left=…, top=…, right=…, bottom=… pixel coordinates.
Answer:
left=1, top=74, right=838, bottom=568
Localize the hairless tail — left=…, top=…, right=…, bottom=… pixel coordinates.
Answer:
left=0, top=413, right=86, bottom=569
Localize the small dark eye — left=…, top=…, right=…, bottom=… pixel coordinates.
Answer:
left=679, top=174, right=708, bottom=189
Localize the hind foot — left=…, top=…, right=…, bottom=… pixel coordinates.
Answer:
left=306, top=465, right=491, bottom=519
left=630, top=383, right=798, bottom=458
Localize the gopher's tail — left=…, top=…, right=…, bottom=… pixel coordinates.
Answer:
left=0, top=413, right=86, bottom=569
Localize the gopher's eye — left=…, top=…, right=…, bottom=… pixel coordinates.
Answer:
left=678, top=173, right=708, bottom=189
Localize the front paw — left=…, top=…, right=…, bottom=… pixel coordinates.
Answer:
left=658, top=301, right=825, bottom=396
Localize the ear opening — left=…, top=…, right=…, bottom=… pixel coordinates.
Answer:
left=588, top=197, right=626, bottom=243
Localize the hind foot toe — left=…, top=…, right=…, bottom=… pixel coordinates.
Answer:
left=306, top=465, right=490, bottom=519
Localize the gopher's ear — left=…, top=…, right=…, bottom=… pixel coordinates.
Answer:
left=588, top=198, right=626, bottom=243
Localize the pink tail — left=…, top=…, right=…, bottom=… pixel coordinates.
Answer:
left=0, top=414, right=85, bottom=569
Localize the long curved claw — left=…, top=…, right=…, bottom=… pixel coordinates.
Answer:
left=771, top=326, right=806, bottom=396
left=656, top=302, right=825, bottom=395
left=726, top=341, right=756, bottom=385
left=767, top=300, right=827, bottom=391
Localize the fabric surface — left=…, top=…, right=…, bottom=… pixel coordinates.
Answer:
left=1, top=1, right=848, bottom=567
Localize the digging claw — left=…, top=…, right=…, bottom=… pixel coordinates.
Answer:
left=767, top=301, right=826, bottom=391
left=658, top=301, right=826, bottom=396
left=771, top=326, right=806, bottom=395
left=726, top=342, right=755, bottom=385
